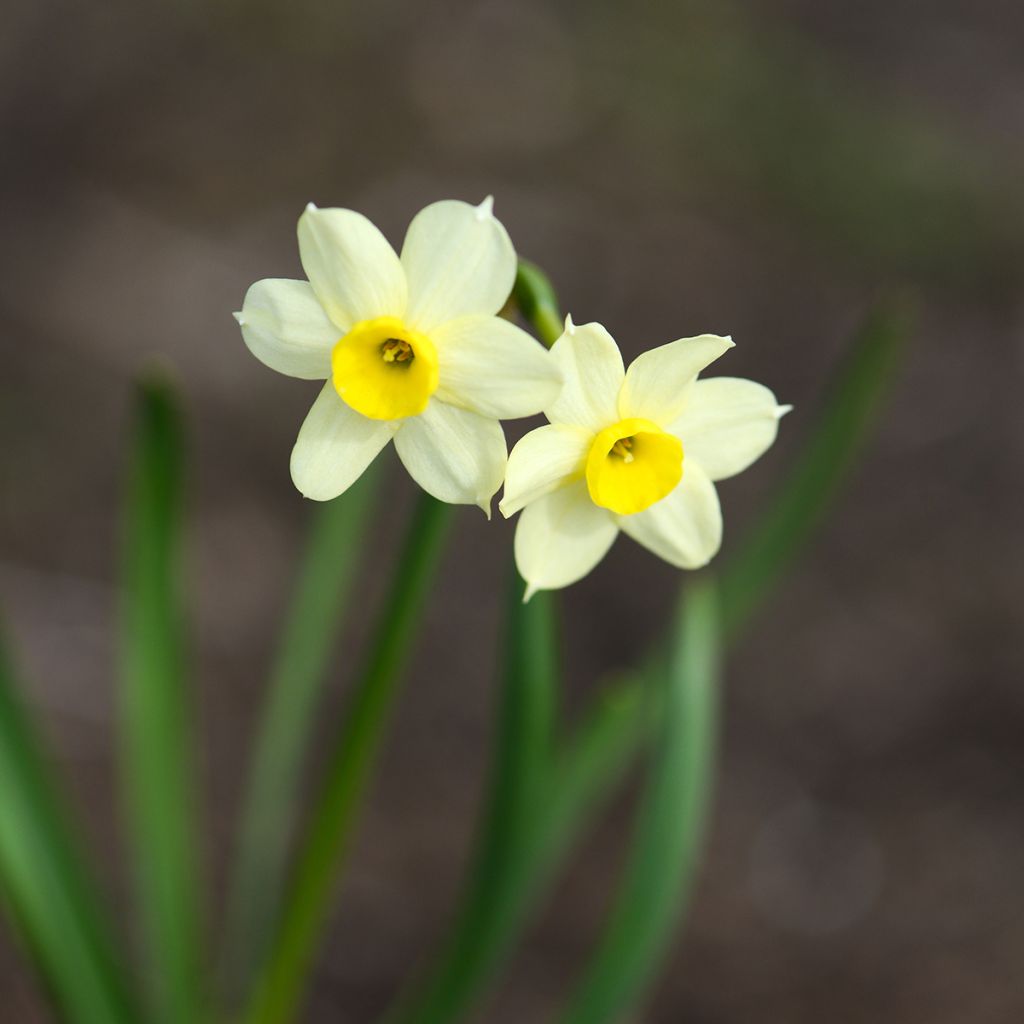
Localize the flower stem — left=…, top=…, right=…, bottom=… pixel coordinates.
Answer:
left=221, top=465, right=381, bottom=1004
left=384, top=570, right=560, bottom=1024
left=244, top=492, right=452, bottom=1024
left=513, top=260, right=564, bottom=347
left=558, top=580, right=721, bottom=1024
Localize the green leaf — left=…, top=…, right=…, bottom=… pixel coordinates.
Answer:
left=221, top=464, right=381, bottom=1003
left=245, top=492, right=452, bottom=1024
left=559, top=579, right=721, bottom=1024
left=513, top=260, right=564, bottom=347
left=119, top=373, right=204, bottom=1023
left=0, top=628, right=143, bottom=1024
left=386, top=571, right=559, bottom=1024
left=720, top=296, right=913, bottom=636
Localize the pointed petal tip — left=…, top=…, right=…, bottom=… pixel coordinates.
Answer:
left=776, top=403, right=794, bottom=419
left=523, top=582, right=539, bottom=603
left=476, top=496, right=493, bottom=520
left=232, top=311, right=245, bottom=325
left=304, top=201, right=320, bottom=216
left=723, top=334, right=736, bottom=348
left=475, top=195, right=495, bottom=220
left=563, top=313, right=576, bottom=335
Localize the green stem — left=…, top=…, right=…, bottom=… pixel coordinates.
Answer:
left=245, top=492, right=452, bottom=1024
left=386, top=573, right=559, bottom=1024
left=222, top=466, right=381, bottom=1002
left=513, top=260, right=564, bottom=347
left=559, top=581, right=720, bottom=1024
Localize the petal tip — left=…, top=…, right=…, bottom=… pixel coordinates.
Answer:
left=232, top=311, right=245, bottom=325
left=305, top=201, right=319, bottom=213
left=776, top=403, right=794, bottom=419
left=477, top=496, right=493, bottom=519
left=563, top=313, right=576, bottom=335
left=523, top=582, right=539, bottom=603
left=475, top=195, right=495, bottom=221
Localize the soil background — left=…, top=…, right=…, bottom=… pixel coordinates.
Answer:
left=2, top=1, right=1023, bottom=1021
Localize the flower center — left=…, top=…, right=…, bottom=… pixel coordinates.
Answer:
left=331, top=316, right=439, bottom=420
left=585, top=417, right=683, bottom=515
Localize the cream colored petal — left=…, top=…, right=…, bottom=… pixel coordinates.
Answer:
left=545, top=318, right=624, bottom=430
left=290, top=383, right=394, bottom=501
left=669, top=377, right=788, bottom=481
left=618, top=334, right=735, bottom=425
left=618, top=461, right=722, bottom=569
left=432, top=314, right=563, bottom=419
left=401, top=197, right=516, bottom=332
left=500, top=424, right=592, bottom=518
left=297, top=204, right=407, bottom=330
left=235, top=279, right=338, bottom=379
left=514, top=480, right=618, bottom=598
left=393, top=399, right=507, bottom=513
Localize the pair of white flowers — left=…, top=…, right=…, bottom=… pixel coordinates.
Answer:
left=235, top=198, right=789, bottom=596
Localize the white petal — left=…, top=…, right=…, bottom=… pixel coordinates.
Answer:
left=500, top=424, right=592, bottom=518
left=393, top=399, right=507, bottom=512
left=514, top=480, right=618, bottom=597
left=545, top=318, right=624, bottom=430
left=431, top=315, right=563, bottom=419
left=401, top=198, right=516, bottom=331
left=235, top=279, right=338, bottom=379
left=618, top=461, right=722, bottom=569
left=618, top=334, right=735, bottom=425
left=297, top=205, right=407, bottom=330
left=669, top=377, right=787, bottom=481
left=290, top=383, right=393, bottom=501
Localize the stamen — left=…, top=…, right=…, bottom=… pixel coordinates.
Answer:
left=381, top=338, right=414, bottom=364
left=610, top=437, right=635, bottom=463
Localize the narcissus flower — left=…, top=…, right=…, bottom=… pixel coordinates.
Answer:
left=501, top=318, right=790, bottom=597
left=235, top=198, right=562, bottom=510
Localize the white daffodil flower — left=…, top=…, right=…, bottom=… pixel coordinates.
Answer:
left=501, top=318, right=790, bottom=598
left=235, top=198, right=562, bottom=511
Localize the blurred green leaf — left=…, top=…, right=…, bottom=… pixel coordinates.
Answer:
left=387, top=571, right=559, bottom=1024
left=513, top=260, right=564, bottom=347
left=559, top=580, right=720, bottom=1024
left=246, top=492, right=452, bottom=1024
left=119, top=373, right=204, bottom=1024
left=222, top=464, right=380, bottom=1002
left=0, top=628, right=143, bottom=1024
left=720, top=296, right=913, bottom=636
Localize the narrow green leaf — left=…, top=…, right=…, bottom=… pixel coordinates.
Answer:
left=559, top=580, right=721, bottom=1024
left=245, top=492, right=452, bottom=1024
left=387, top=570, right=559, bottom=1024
left=720, top=297, right=913, bottom=635
left=119, top=373, right=204, bottom=1024
left=222, top=464, right=381, bottom=1002
left=513, top=260, right=564, bottom=347
left=0, top=628, right=142, bottom=1024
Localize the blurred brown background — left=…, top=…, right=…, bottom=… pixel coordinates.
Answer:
left=2, top=0, right=1023, bottom=1021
